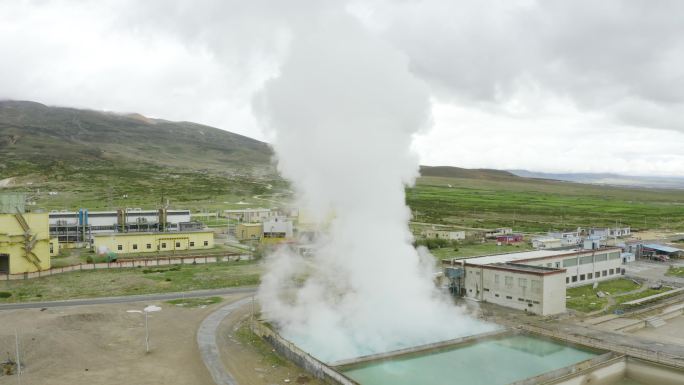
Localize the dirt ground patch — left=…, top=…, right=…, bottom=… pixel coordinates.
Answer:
left=0, top=295, right=246, bottom=385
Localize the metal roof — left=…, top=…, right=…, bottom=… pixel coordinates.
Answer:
left=642, top=244, right=682, bottom=254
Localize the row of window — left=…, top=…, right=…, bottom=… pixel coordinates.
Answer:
left=566, top=268, right=618, bottom=283
left=115, top=240, right=209, bottom=251
left=494, top=275, right=542, bottom=293
left=562, top=252, right=620, bottom=268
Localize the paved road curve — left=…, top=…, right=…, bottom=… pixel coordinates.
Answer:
left=0, top=286, right=257, bottom=311
left=197, top=296, right=254, bottom=385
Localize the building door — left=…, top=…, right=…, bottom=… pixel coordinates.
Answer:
left=0, top=254, right=9, bottom=274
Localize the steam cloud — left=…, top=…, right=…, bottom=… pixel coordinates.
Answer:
left=255, top=8, right=494, bottom=362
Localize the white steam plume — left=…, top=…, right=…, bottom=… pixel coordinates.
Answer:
left=255, top=8, right=494, bottom=363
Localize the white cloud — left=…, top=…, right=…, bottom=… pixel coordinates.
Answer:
left=1, top=0, right=683, bottom=176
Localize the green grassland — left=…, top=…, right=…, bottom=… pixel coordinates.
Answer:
left=0, top=261, right=260, bottom=303
left=565, top=278, right=673, bottom=313
left=566, top=279, right=640, bottom=313
left=408, top=175, right=684, bottom=232
left=666, top=266, right=684, bottom=277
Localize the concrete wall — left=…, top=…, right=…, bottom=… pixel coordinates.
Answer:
left=92, top=231, right=214, bottom=254
left=542, top=356, right=684, bottom=385
left=0, top=213, right=51, bottom=273
left=251, top=321, right=358, bottom=385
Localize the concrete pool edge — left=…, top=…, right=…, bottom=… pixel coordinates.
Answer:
left=251, top=319, right=684, bottom=385
left=329, top=328, right=511, bottom=368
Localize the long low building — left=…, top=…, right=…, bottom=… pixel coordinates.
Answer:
left=49, top=208, right=198, bottom=244
left=447, top=247, right=625, bottom=315
left=92, top=231, right=214, bottom=255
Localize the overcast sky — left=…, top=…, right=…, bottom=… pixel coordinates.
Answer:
left=1, top=0, right=683, bottom=176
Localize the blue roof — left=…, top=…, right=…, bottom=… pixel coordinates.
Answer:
left=643, top=244, right=682, bottom=253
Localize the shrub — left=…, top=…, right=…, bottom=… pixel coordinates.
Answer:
left=85, top=256, right=94, bottom=264
left=0, top=292, right=12, bottom=298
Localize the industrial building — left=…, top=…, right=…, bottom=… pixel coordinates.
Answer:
left=446, top=247, right=625, bottom=315
left=421, top=229, right=466, bottom=241
left=496, top=234, right=523, bottom=244
left=641, top=243, right=682, bottom=259
left=49, top=208, right=199, bottom=244
left=462, top=262, right=566, bottom=316
left=223, top=208, right=273, bottom=223
left=236, top=222, right=263, bottom=241
left=531, top=236, right=563, bottom=249
left=484, top=228, right=513, bottom=238
left=92, top=230, right=214, bottom=255
left=262, top=217, right=294, bottom=244
left=0, top=212, right=52, bottom=274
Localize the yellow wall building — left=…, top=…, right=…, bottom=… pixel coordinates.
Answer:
left=92, top=231, right=214, bottom=255
left=236, top=223, right=263, bottom=241
left=0, top=212, right=51, bottom=274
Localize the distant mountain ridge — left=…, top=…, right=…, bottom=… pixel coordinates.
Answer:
left=419, top=165, right=520, bottom=180
left=0, top=100, right=274, bottom=179
left=509, top=169, right=684, bottom=189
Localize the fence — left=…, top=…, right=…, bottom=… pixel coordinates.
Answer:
left=0, top=254, right=251, bottom=281
left=519, top=324, right=684, bottom=368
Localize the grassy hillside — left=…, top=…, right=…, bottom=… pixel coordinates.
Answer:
left=0, top=100, right=284, bottom=210
left=2, top=100, right=682, bottom=233
left=409, top=174, right=684, bottom=232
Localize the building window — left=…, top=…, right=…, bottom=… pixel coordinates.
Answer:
left=495, top=294, right=500, bottom=297
left=161, top=243, right=166, bottom=248
left=533, top=301, right=540, bottom=304
left=580, top=256, right=594, bottom=265
left=603, top=270, right=607, bottom=276
left=588, top=273, right=593, bottom=279
left=580, top=274, right=586, bottom=281
left=518, top=298, right=525, bottom=302
left=175, top=242, right=181, bottom=248
left=190, top=241, right=195, bottom=247
left=595, top=254, right=608, bottom=262
left=117, top=245, right=123, bottom=251
left=595, top=271, right=600, bottom=277
left=572, top=275, right=578, bottom=282
left=484, top=288, right=490, bottom=292
left=566, top=277, right=569, bottom=284
left=556, top=262, right=561, bottom=268
left=518, top=278, right=527, bottom=288
left=609, top=268, right=615, bottom=275
left=506, top=296, right=512, bottom=300
left=132, top=244, right=138, bottom=250
left=563, top=258, right=578, bottom=267
left=505, top=276, right=513, bottom=289
left=146, top=244, right=151, bottom=249
left=494, top=274, right=500, bottom=286
left=203, top=240, right=209, bottom=246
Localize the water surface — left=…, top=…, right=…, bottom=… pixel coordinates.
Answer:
left=341, top=335, right=599, bottom=385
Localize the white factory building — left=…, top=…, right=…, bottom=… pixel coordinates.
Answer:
left=421, top=229, right=466, bottom=241
left=448, top=247, right=625, bottom=316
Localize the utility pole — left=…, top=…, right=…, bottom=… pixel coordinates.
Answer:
left=15, top=329, right=21, bottom=385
